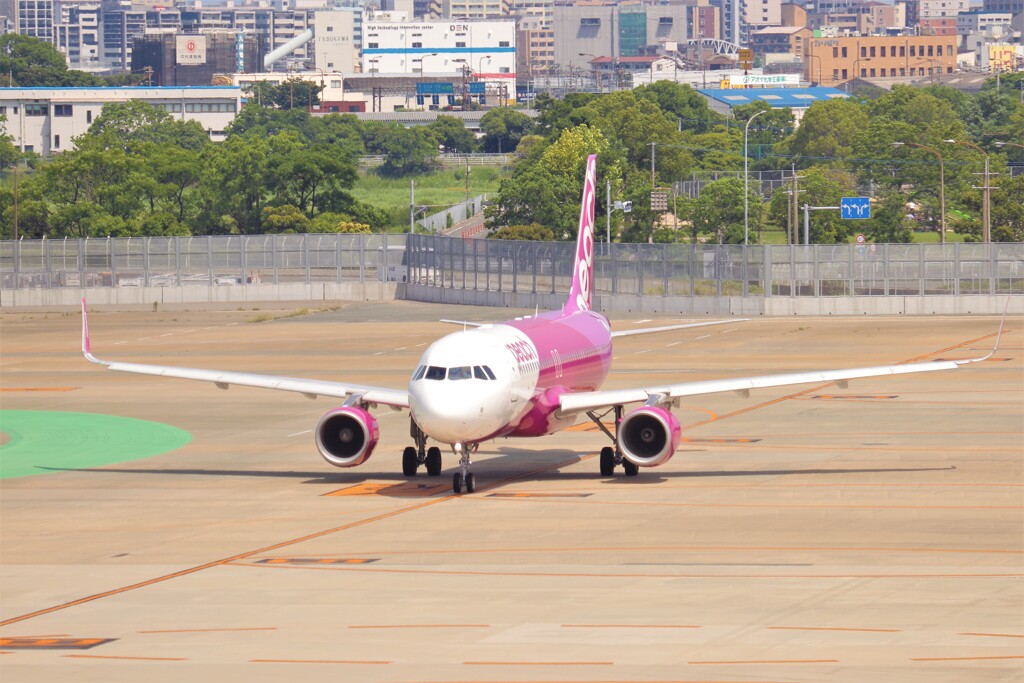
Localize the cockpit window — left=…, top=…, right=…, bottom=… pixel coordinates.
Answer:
left=448, top=366, right=472, bottom=380
left=413, top=365, right=426, bottom=381
left=482, top=365, right=496, bottom=380
left=424, top=366, right=446, bottom=380
left=473, top=366, right=487, bottom=380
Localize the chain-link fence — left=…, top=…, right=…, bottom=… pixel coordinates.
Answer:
left=2, top=233, right=1022, bottom=298
left=406, top=235, right=1024, bottom=298
left=0, top=234, right=407, bottom=290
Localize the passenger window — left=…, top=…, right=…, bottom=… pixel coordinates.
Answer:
left=449, top=366, right=472, bottom=380
left=413, top=365, right=426, bottom=380
left=425, top=366, right=446, bottom=380
left=482, top=366, right=496, bottom=380
left=473, top=366, right=487, bottom=380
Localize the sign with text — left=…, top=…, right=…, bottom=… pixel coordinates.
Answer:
left=416, top=82, right=454, bottom=95
left=176, top=35, right=207, bottom=66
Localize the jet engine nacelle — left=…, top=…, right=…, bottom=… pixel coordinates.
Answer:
left=315, top=406, right=379, bottom=468
left=618, top=406, right=681, bottom=468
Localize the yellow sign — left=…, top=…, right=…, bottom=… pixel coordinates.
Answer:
left=989, top=44, right=1014, bottom=72
left=739, top=48, right=753, bottom=69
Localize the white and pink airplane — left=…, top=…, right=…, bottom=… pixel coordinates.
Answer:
left=82, top=155, right=1003, bottom=494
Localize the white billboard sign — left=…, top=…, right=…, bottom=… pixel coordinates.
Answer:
left=732, top=74, right=801, bottom=87
left=176, top=35, right=207, bottom=66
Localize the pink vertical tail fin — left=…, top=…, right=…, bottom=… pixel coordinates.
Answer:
left=564, top=153, right=598, bottom=313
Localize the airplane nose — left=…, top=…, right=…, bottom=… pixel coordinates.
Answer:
left=410, top=384, right=504, bottom=444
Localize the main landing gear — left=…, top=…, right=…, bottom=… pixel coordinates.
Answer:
left=589, top=406, right=638, bottom=477
left=451, top=442, right=478, bottom=494
left=403, top=420, right=442, bottom=477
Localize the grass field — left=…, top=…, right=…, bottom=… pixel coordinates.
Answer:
left=354, top=166, right=504, bottom=229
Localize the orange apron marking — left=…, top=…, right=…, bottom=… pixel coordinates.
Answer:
left=324, top=482, right=451, bottom=497
left=0, top=637, right=114, bottom=650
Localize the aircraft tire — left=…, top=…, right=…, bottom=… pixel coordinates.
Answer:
left=623, top=460, right=639, bottom=477
left=599, top=447, right=615, bottom=476
left=426, top=447, right=442, bottom=476
left=465, top=473, right=476, bottom=493
left=453, top=472, right=464, bottom=494
left=402, top=446, right=418, bottom=476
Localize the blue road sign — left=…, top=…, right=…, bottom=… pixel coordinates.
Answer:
left=416, top=82, right=454, bottom=95
left=841, top=196, right=871, bottom=219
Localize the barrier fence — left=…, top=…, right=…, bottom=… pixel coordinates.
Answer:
left=2, top=233, right=1022, bottom=299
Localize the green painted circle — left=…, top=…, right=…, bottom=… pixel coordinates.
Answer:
left=0, top=411, right=192, bottom=479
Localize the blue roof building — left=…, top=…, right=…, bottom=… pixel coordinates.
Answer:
left=696, top=87, right=850, bottom=123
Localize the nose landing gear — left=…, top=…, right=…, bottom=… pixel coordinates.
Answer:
left=451, top=442, right=478, bottom=494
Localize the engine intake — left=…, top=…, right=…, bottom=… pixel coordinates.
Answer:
left=618, top=406, right=681, bottom=468
left=315, top=406, right=379, bottom=468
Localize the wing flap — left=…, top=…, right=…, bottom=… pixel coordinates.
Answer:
left=611, top=319, right=746, bottom=338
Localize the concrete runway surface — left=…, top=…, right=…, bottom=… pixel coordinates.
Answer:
left=1, top=300, right=1021, bottom=683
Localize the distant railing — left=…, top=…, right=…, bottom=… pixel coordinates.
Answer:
left=2, top=234, right=1022, bottom=299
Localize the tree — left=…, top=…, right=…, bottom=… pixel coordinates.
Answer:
left=426, top=115, right=477, bottom=154
left=368, top=123, right=437, bottom=177
left=635, top=80, right=722, bottom=134
left=866, top=192, right=913, bottom=243
left=991, top=174, right=1024, bottom=242
left=489, top=223, right=555, bottom=241
left=687, top=177, right=760, bottom=244
left=79, top=100, right=208, bottom=154
left=0, top=34, right=104, bottom=87
left=262, top=205, right=310, bottom=233
left=479, top=108, right=534, bottom=153
left=248, top=78, right=322, bottom=110
left=778, top=98, right=868, bottom=165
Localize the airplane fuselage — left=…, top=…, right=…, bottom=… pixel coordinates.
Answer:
left=408, top=309, right=613, bottom=445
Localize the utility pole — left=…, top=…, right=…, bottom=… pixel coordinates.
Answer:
left=945, top=139, right=993, bottom=242
left=650, top=142, right=656, bottom=187
left=409, top=178, right=415, bottom=234
left=606, top=178, right=611, bottom=248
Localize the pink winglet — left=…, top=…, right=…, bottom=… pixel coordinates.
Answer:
left=564, top=153, right=597, bottom=313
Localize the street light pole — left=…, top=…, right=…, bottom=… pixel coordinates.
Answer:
left=892, top=141, right=945, bottom=244
left=945, top=139, right=991, bottom=243
left=744, top=109, right=767, bottom=245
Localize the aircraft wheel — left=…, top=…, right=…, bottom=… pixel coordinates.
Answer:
left=402, top=446, right=418, bottom=476
left=452, top=472, right=464, bottom=494
left=623, top=460, right=639, bottom=477
left=465, top=473, right=476, bottom=493
left=425, top=446, right=442, bottom=476
left=599, top=447, right=615, bottom=476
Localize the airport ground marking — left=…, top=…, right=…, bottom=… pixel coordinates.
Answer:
left=138, top=627, right=277, bottom=634
left=768, top=626, right=900, bottom=633
left=911, top=655, right=1024, bottom=662
left=689, top=659, right=838, bottom=665
left=251, top=658, right=391, bottom=664
left=0, top=387, right=78, bottom=392
left=958, top=632, right=1024, bottom=639
left=64, top=654, right=187, bottom=661
left=464, top=660, right=613, bottom=666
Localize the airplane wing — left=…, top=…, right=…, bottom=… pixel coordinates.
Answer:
left=81, top=300, right=409, bottom=409
left=611, top=319, right=746, bottom=338
left=439, top=319, right=487, bottom=328
left=558, top=319, right=1006, bottom=417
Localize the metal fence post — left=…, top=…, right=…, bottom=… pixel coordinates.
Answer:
left=918, top=243, right=925, bottom=296
left=303, top=234, right=311, bottom=284
left=78, top=238, right=85, bottom=288
left=638, top=244, right=644, bottom=295
left=989, top=243, right=996, bottom=295
left=241, top=235, right=248, bottom=285
left=43, top=236, right=51, bottom=288
left=741, top=244, right=748, bottom=298
left=662, top=244, right=669, bottom=297
left=764, top=244, right=772, bottom=297
left=813, top=245, right=820, bottom=296
left=954, top=242, right=960, bottom=296
left=688, top=244, right=694, bottom=297
left=207, top=235, right=214, bottom=284
left=144, top=236, right=150, bottom=287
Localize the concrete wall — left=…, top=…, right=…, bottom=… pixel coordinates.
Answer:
left=402, top=284, right=1024, bottom=316
left=0, top=282, right=397, bottom=308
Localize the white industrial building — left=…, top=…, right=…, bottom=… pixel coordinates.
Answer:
left=362, top=19, right=516, bottom=92
left=0, top=86, right=243, bottom=156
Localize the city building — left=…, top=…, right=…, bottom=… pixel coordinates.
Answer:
left=55, top=0, right=102, bottom=70
left=312, top=9, right=358, bottom=72
left=362, top=18, right=516, bottom=92
left=0, top=86, right=242, bottom=155
left=957, top=10, right=1013, bottom=34
left=14, top=0, right=54, bottom=44
left=748, top=25, right=812, bottom=59
left=130, top=31, right=264, bottom=86
left=805, top=34, right=958, bottom=86
left=102, top=9, right=146, bottom=71
left=552, top=2, right=701, bottom=73
left=439, top=0, right=512, bottom=20
left=697, top=85, right=849, bottom=122
left=517, top=27, right=555, bottom=77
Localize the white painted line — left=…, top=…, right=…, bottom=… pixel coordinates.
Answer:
left=137, top=337, right=150, bottom=341
left=287, top=429, right=312, bottom=437
left=373, top=351, right=386, bottom=356
left=634, top=319, right=653, bottom=324
left=415, top=342, right=427, bottom=347
left=394, top=347, right=407, bottom=351
left=635, top=349, right=652, bottom=355
left=667, top=340, right=684, bottom=347
left=227, top=323, right=239, bottom=326
left=203, top=327, right=217, bottom=330
left=695, top=334, right=711, bottom=340
left=721, top=328, right=737, bottom=334
left=159, top=333, right=174, bottom=337
left=114, top=341, right=127, bottom=345
left=183, top=329, right=198, bottom=334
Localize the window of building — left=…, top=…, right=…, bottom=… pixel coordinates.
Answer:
left=499, top=40, right=509, bottom=47
left=0, top=106, right=5, bottom=115
left=832, top=47, right=838, bottom=58
left=860, top=46, right=866, bottom=57
left=499, top=66, right=509, bottom=73
left=900, top=68, right=906, bottom=76
left=580, top=17, right=600, bottom=26
left=869, top=68, right=876, bottom=76
left=25, top=104, right=47, bottom=116
left=368, top=42, right=378, bottom=48
left=833, top=68, right=839, bottom=80
left=658, top=17, right=672, bottom=24
left=326, top=25, right=333, bottom=31
left=86, top=110, right=92, bottom=123
left=54, top=135, right=60, bottom=148
left=869, top=46, right=875, bottom=57
left=456, top=41, right=466, bottom=47
left=880, top=46, right=886, bottom=57
left=910, top=45, right=915, bottom=56
left=54, top=104, right=73, bottom=116
left=936, top=45, right=942, bottom=56
left=900, top=45, right=905, bottom=56
left=412, top=41, right=422, bottom=48
left=330, top=79, right=341, bottom=88
left=842, top=47, right=848, bottom=58
left=841, top=68, right=848, bottom=79
left=927, top=45, right=933, bottom=56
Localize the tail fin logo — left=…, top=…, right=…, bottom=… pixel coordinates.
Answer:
left=567, top=154, right=597, bottom=313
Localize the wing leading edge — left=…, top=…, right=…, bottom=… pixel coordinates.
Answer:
left=559, top=318, right=1007, bottom=416
left=81, top=299, right=409, bottom=409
